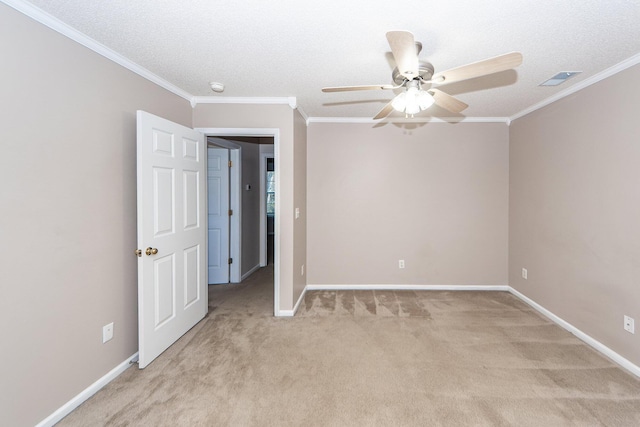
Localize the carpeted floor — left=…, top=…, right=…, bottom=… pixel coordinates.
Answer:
left=58, top=266, right=640, bottom=426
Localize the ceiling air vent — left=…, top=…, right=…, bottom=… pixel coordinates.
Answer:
left=539, top=71, right=581, bottom=86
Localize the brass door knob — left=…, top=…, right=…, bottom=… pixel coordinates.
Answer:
left=145, top=247, right=159, bottom=256
left=135, top=249, right=143, bottom=257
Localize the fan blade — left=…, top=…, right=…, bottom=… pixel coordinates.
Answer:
left=373, top=100, right=395, bottom=120
left=322, top=84, right=395, bottom=93
left=386, top=31, right=419, bottom=80
left=430, top=52, right=523, bottom=85
left=429, top=89, right=468, bottom=113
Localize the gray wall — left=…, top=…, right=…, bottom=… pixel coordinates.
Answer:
left=307, top=122, right=509, bottom=286
left=236, top=140, right=261, bottom=276
left=293, top=111, right=308, bottom=299
left=0, top=4, right=192, bottom=426
left=509, top=64, right=640, bottom=367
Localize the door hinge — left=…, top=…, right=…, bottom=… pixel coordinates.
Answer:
left=228, top=258, right=233, bottom=264
left=228, top=160, right=232, bottom=167
left=229, top=209, right=233, bottom=216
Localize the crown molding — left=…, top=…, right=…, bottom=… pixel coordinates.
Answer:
left=2, top=0, right=194, bottom=104
left=192, top=96, right=297, bottom=108
left=510, top=52, right=640, bottom=123
left=306, top=116, right=510, bottom=124
left=294, top=105, right=310, bottom=124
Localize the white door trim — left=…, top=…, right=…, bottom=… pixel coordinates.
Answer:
left=207, top=138, right=241, bottom=283
left=229, top=149, right=240, bottom=283
left=197, top=128, right=281, bottom=316
left=259, top=146, right=275, bottom=267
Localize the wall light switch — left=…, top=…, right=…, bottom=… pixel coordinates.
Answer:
left=522, top=268, right=528, bottom=280
left=295, top=208, right=300, bottom=219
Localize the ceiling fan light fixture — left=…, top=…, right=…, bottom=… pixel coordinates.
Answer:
left=392, top=86, right=434, bottom=115
left=405, top=101, right=421, bottom=116
left=416, top=90, right=435, bottom=110
left=404, top=87, right=421, bottom=115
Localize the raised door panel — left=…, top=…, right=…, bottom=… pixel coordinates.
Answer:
left=154, top=254, right=175, bottom=328
left=153, top=168, right=175, bottom=236
left=183, top=170, right=199, bottom=231
left=183, top=245, right=200, bottom=308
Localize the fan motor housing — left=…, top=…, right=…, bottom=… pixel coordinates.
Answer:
left=392, top=61, right=434, bottom=85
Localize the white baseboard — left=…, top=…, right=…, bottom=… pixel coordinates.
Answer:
left=36, top=353, right=139, bottom=427
left=276, top=286, right=307, bottom=317
left=306, top=283, right=509, bottom=291
left=241, top=263, right=261, bottom=281
left=508, top=287, right=640, bottom=378
left=275, top=308, right=294, bottom=317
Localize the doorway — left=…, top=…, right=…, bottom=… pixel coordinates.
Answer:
left=259, top=145, right=275, bottom=267
left=266, top=158, right=275, bottom=265
left=198, top=128, right=281, bottom=316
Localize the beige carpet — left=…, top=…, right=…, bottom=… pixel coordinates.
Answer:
left=58, top=266, right=640, bottom=426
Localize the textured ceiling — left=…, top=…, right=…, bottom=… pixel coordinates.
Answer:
left=14, top=0, right=640, bottom=120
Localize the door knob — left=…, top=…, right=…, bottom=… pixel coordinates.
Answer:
left=135, top=249, right=143, bottom=257
left=145, top=247, right=159, bottom=256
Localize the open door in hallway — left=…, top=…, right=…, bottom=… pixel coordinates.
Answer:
left=207, top=147, right=230, bottom=284
left=136, top=111, right=207, bottom=368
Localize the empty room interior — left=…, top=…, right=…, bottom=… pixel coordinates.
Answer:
left=1, top=0, right=640, bottom=426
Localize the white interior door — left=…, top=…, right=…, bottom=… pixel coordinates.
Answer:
left=136, top=111, right=207, bottom=369
left=207, top=147, right=230, bottom=284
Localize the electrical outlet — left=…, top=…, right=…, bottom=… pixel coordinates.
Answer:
left=398, top=260, right=405, bottom=269
left=301, top=264, right=305, bottom=276
left=522, top=268, right=528, bottom=280
left=624, top=315, right=635, bottom=334
left=102, top=322, right=114, bottom=343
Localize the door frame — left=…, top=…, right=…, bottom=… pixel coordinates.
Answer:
left=259, top=146, right=275, bottom=267
left=196, top=127, right=281, bottom=315
left=207, top=139, right=241, bottom=283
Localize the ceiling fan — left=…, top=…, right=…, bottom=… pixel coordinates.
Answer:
left=322, top=31, right=523, bottom=119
